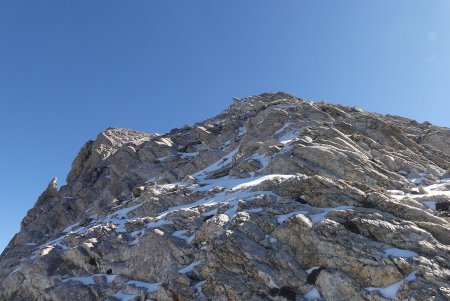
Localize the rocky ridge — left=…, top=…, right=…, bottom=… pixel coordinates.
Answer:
left=1, top=92, right=450, bottom=301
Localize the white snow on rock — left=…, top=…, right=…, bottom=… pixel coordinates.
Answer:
left=127, top=280, right=160, bottom=292
left=387, top=190, right=405, bottom=196
left=365, top=272, right=417, bottom=299
left=179, top=151, right=199, bottom=158
left=244, top=207, right=263, bottom=213
left=422, top=201, right=436, bottom=210
left=201, top=207, right=218, bottom=217
left=129, top=230, right=144, bottom=245
left=193, top=148, right=239, bottom=179
left=194, top=174, right=289, bottom=192
left=63, top=222, right=80, bottom=233
left=114, top=292, right=139, bottom=301
left=306, top=266, right=321, bottom=275
left=274, top=123, right=301, bottom=145
left=155, top=189, right=260, bottom=219
left=238, top=126, right=246, bottom=136
left=104, top=274, right=118, bottom=284
left=232, top=174, right=295, bottom=190
left=63, top=276, right=96, bottom=285
left=248, top=152, right=271, bottom=169
left=423, top=181, right=450, bottom=197
left=308, top=206, right=353, bottom=223
left=274, top=123, right=290, bottom=135
left=154, top=137, right=173, bottom=147
left=383, top=248, right=418, bottom=258
left=145, top=218, right=171, bottom=229
left=409, top=173, right=426, bottom=185
left=62, top=274, right=118, bottom=286
left=304, top=287, right=323, bottom=300
left=278, top=130, right=300, bottom=145
left=277, top=210, right=309, bottom=224
left=102, top=203, right=145, bottom=233
left=193, top=280, right=205, bottom=297
left=8, top=267, right=20, bottom=275
left=178, top=261, right=201, bottom=274
left=172, top=230, right=195, bottom=244
left=41, top=246, right=56, bottom=256
left=388, top=179, right=450, bottom=209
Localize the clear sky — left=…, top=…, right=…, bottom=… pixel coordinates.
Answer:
left=1, top=1, right=449, bottom=252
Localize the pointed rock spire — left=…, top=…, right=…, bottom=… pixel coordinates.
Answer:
left=35, top=177, right=59, bottom=206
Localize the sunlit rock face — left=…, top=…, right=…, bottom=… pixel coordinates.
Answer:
left=1, top=92, right=450, bottom=301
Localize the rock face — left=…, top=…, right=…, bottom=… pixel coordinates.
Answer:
left=1, top=92, right=450, bottom=301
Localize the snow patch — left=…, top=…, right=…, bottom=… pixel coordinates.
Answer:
left=63, top=276, right=96, bottom=285
left=308, top=206, right=353, bottom=223
left=179, top=151, right=199, bottom=158
left=277, top=211, right=308, bottom=224
left=422, top=201, right=436, bottom=210
left=127, top=280, right=160, bottom=292
left=304, top=287, right=323, bottom=300
left=193, top=148, right=239, bottom=179
left=278, top=130, right=300, bottom=144
left=306, top=266, right=321, bottom=275
left=105, top=274, right=118, bottom=283
left=274, top=123, right=290, bottom=135
left=114, top=292, right=139, bottom=301
left=9, top=267, right=20, bottom=275
left=244, top=207, right=263, bottom=213
left=154, top=137, right=173, bottom=147
left=238, top=126, right=246, bottom=136
left=63, top=222, right=80, bottom=233
left=172, top=230, right=195, bottom=244
left=202, top=207, right=218, bottom=217
left=178, top=261, right=201, bottom=274
left=41, top=246, right=55, bottom=256
left=156, top=184, right=276, bottom=222
left=232, top=174, right=295, bottom=191
left=387, top=190, right=405, bottom=196
left=102, top=203, right=145, bottom=233
left=409, top=173, right=426, bottom=185
left=248, top=152, right=271, bottom=170
left=193, top=280, right=205, bottom=297
left=365, top=272, right=416, bottom=299
left=383, top=248, right=418, bottom=258
left=129, top=230, right=145, bottom=245
left=224, top=199, right=240, bottom=220
left=274, top=123, right=300, bottom=144
left=388, top=180, right=450, bottom=208
left=145, top=219, right=172, bottom=229
left=62, top=274, right=118, bottom=286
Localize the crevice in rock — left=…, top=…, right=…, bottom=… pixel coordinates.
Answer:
left=88, top=257, right=98, bottom=267
left=269, top=286, right=297, bottom=301
left=307, top=267, right=325, bottom=285
left=341, top=220, right=361, bottom=235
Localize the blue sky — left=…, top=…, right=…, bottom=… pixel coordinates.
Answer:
left=1, top=1, right=449, bottom=252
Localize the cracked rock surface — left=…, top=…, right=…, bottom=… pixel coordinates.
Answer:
left=1, top=92, right=450, bottom=301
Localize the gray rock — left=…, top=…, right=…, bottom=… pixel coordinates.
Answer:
left=1, top=92, right=450, bottom=301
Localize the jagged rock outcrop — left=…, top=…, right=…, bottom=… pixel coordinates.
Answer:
left=1, top=92, right=450, bottom=301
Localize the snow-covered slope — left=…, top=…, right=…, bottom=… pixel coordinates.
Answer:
left=1, top=92, right=450, bottom=301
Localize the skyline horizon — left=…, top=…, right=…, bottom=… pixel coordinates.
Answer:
left=2, top=88, right=450, bottom=253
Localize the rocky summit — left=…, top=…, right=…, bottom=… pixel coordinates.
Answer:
left=1, top=92, right=450, bottom=301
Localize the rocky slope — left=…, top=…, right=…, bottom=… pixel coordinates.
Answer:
left=1, top=92, right=450, bottom=301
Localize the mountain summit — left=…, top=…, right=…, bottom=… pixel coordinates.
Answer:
left=1, top=92, right=450, bottom=300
